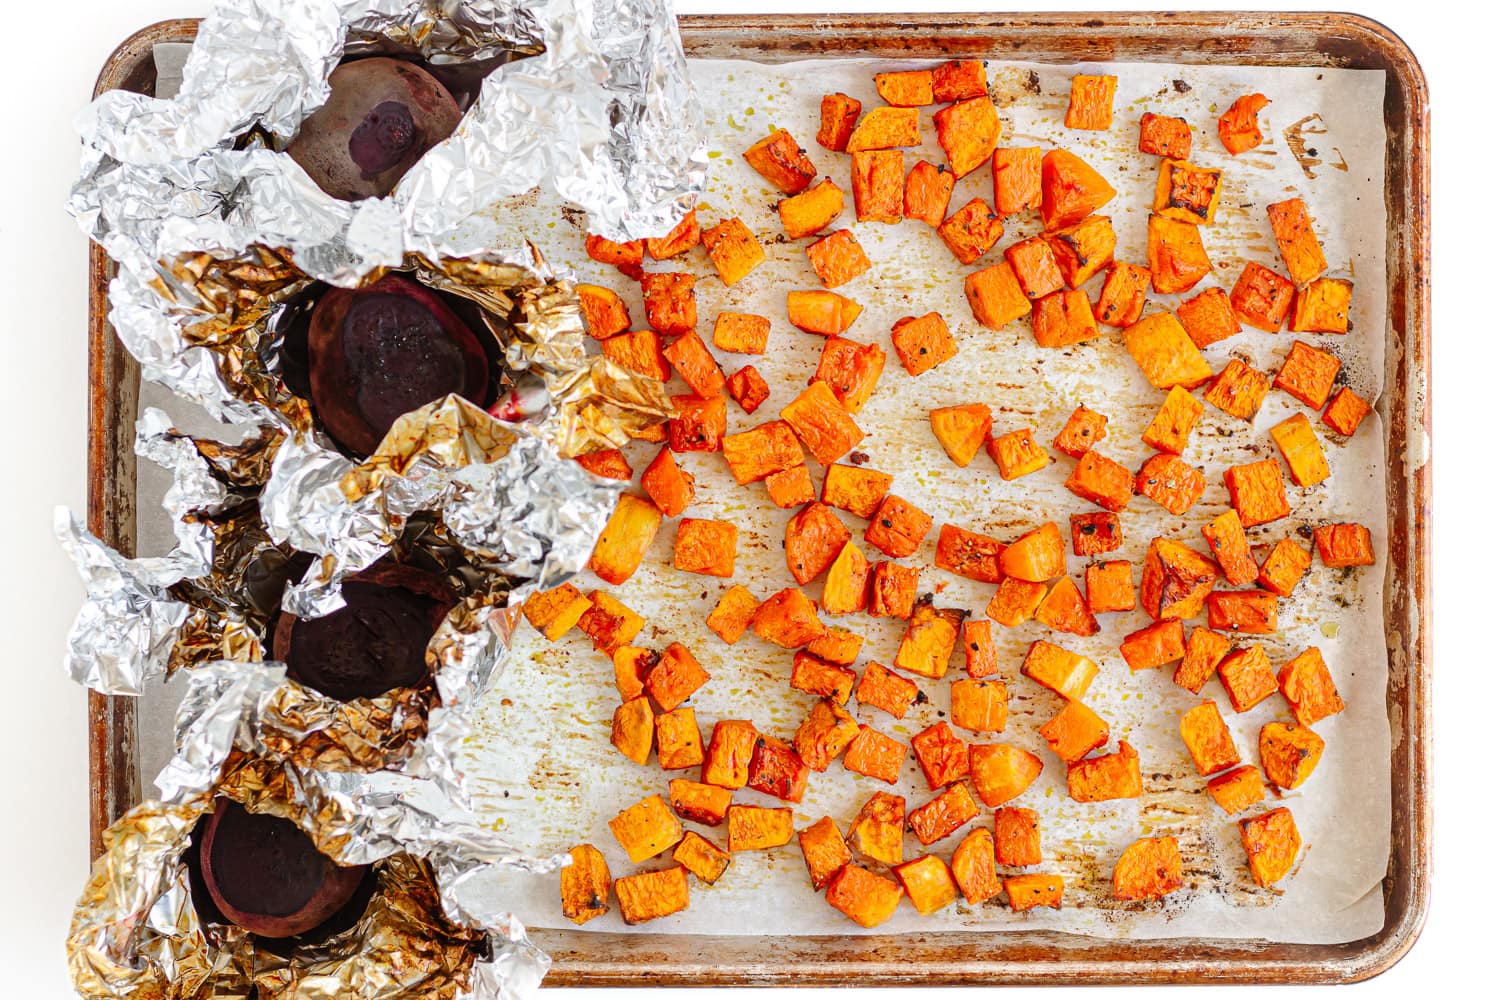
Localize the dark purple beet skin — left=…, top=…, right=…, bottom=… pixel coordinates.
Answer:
left=286, top=57, right=462, bottom=201
left=307, top=273, right=489, bottom=456
left=272, top=562, right=457, bottom=701
left=199, top=799, right=369, bottom=939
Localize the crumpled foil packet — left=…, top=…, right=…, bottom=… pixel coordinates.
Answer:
left=68, top=749, right=566, bottom=1000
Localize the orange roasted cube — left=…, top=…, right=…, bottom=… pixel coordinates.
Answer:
left=1180, top=700, right=1240, bottom=776
left=1112, top=837, right=1182, bottom=900
left=930, top=403, right=994, bottom=467
left=663, top=331, right=724, bottom=399
left=989, top=427, right=1053, bottom=478
left=1176, top=626, right=1233, bottom=694
left=934, top=59, right=989, bottom=101
left=785, top=501, right=851, bottom=585
left=1139, top=112, right=1192, bottom=159
left=726, top=804, right=795, bottom=851
left=1275, top=340, right=1341, bottom=410
left=578, top=284, right=630, bottom=341
left=727, top=364, right=770, bottom=415
left=673, top=830, right=731, bottom=885
left=1225, top=459, right=1290, bottom=527
left=1006, top=235, right=1065, bottom=300
left=993, top=806, right=1043, bottom=866
left=1290, top=277, right=1353, bottom=334
left=721, top=420, right=801, bottom=485
left=701, top=719, right=759, bottom=789
left=794, top=698, right=861, bottom=771
left=1241, top=807, right=1302, bottom=887
left=1218, top=93, right=1269, bottom=155
left=843, top=725, right=909, bottom=784
left=1270, top=413, right=1331, bottom=487
left=909, top=782, right=981, bottom=846
left=1065, top=73, right=1116, bottom=130
left=893, top=600, right=965, bottom=679
left=1259, top=722, right=1325, bottom=789
left=1039, top=700, right=1109, bottom=763
left=646, top=642, right=709, bottom=712
left=1258, top=537, right=1312, bottom=598
left=866, top=494, right=933, bottom=559
left=992, top=146, right=1043, bottom=215
left=1229, top=262, right=1294, bottom=333
left=1040, top=149, right=1116, bottom=231
left=1123, top=311, right=1212, bottom=389
left=1322, top=386, right=1372, bottom=437
left=964, top=260, right=1032, bottom=330
left=613, top=648, right=656, bottom=702
left=589, top=494, right=662, bottom=585
left=1032, top=289, right=1101, bottom=348
left=1218, top=644, right=1279, bottom=712
left=1053, top=405, right=1108, bottom=458
left=1313, top=523, right=1376, bottom=567
left=667, top=392, right=727, bottom=453
left=1094, top=261, right=1151, bottom=328
left=1176, top=286, right=1242, bottom=348
left=1207, top=765, right=1267, bottom=815
left=904, top=160, right=956, bottom=226
left=813, top=336, right=887, bottom=413
left=1202, top=509, right=1258, bottom=586
left=799, top=816, right=852, bottom=889
left=910, top=721, right=970, bottom=789
left=1047, top=214, right=1116, bottom=288
left=640, top=447, right=694, bottom=518
left=950, top=678, right=1009, bottom=734
left=1085, top=560, right=1135, bottom=614
left=869, top=561, right=920, bottom=619
left=747, top=735, right=810, bottom=803
left=825, top=864, right=904, bottom=928
left=1135, top=453, right=1206, bottom=516
left=656, top=707, right=705, bottom=770
left=1279, top=647, right=1345, bottom=727
left=951, top=828, right=1005, bottom=904
left=1267, top=197, right=1327, bottom=286
left=999, top=522, right=1066, bottom=582
left=646, top=210, right=701, bottom=260
left=1065, top=450, right=1133, bottom=513
left=608, top=794, right=683, bottom=863
left=1067, top=742, right=1143, bottom=802
left=876, top=68, right=935, bottom=106
left=701, top=216, right=766, bottom=286
left=934, top=96, right=1001, bottom=178
left=807, top=229, right=872, bottom=289
left=1120, top=618, right=1186, bottom=671
left=848, top=791, right=908, bottom=864
left=706, top=585, right=759, bottom=645
left=782, top=381, right=866, bottom=465
left=778, top=178, right=845, bottom=239
left=821, top=540, right=871, bottom=615
left=850, top=149, right=905, bottom=223
left=985, top=576, right=1049, bottom=627
left=577, top=592, right=644, bottom=655
left=522, top=583, right=593, bottom=641
left=614, top=867, right=690, bottom=925
left=1153, top=159, right=1222, bottom=225
left=962, top=619, right=999, bottom=679
left=560, top=844, right=612, bottom=924
left=1021, top=639, right=1099, bottom=701
left=1147, top=213, right=1212, bottom=294
left=585, top=233, right=645, bottom=279
left=641, top=272, right=696, bottom=336
left=1141, top=386, right=1204, bottom=455
left=807, top=627, right=864, bottom=665
left=1140, top=537, right=1219, bottom=621
left=668, top=778, right=732, bottom=827
left=969, top=744, right=1044, bottom=806
left=790, top=650, right=857, bottom=703
left=674, top=518, right=737, bottom=578
left=847, top=107, right=921, bottom=152
left=1205, top=360, right=1272, bottom=421
left=743, top=128, right=817, bottom=194
left=1070, top=512, right=1123, bottom=557
left=602, top=328, right=671, bottom=381
left=856, top=661, right=920, bottom=718
left=823, top=463, right=892, bottom=519
left=935, top=523, right=1005, bottom=583
left=893, top=855, right=960, bottom=915
left=1006, top=874, right=1064, bottom=911
left=817, top=92, right=862, bottom=152
left=1035, top=577, right=1099, bottom=636
left=611, top=696, right=654, bottom=764
left=938, top=198, right=1006, bottom=265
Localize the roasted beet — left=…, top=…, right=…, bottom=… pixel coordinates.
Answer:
left=287, top=57, right=462, bottom=201
left=199, top=799, right=369, bottom=939
left=307, top=274, right=489, bottom=456
left=272, top=562, right=456, bottom=701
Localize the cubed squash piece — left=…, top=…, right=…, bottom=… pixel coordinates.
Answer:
left=642, top=446, right=695, bottom=518
left=577, top=591, right=644, bottom=655
left=646, top=210, right=701, bottom=260
left=951, top=828, right=1005, bottom=904
left=856, top=661, right=919, bottom=719
left=1067, top=742, right=1143, bottom=802
left=1142, top=386, right=1204, bottom=455
left=1218, top=644, right=1279, bottom=712
left=1258, top=537, right=1312, bottom=598
left=578, top=284, right=630, bottom=341
left=1207, top=765, right=1266, bottom=815
left=747, top=735, right=810, bottom=803
left=989, top=427, right=1053, bottom=478
left=585, top=234, right=644, bottom=278
left=793, top=698, right=861, bottom=771
left=904, top=160, right=956, bottom=226
left=1123, top=311, right=1213, bottom=389
left=1064, top=450, right=1133, bottom=513
left=891, top=311, right=960, bottom=377
left=938, top=198, right=1006, bottom=265
left=1218, top=93, right=1269, bottom=154
left=1005, top=235, right=1065, bottom=300
left=894, top=855, right=960, bottom=915
left=785, top=501, right=851, bottom=586
left=866, top=494, right=934, bottom=559
left=1322, top=387, right=1372, bottom=437
left=1275, top=340, right=1341, bottom=410
left=1176, top=286, right=1242, bottom=349
left=1175, top=627, right=1232, bottom=694
left=1270, top=413, right=1331, bottom=487
left=1203, top=510, right=1258, bottom=586
left=1180, top=700, right=1241, bottom=776
left=1120, top=618, right=1186, bottom=671
left=1047, top=214, right=1116, bottom=288
left=1229, top=262, right=1294, bottom=333
left=813, top=336, right=887, bottom=414
left=1070, top=512, right=1123, bottom=557
left=1094, top=262, right=1151, bottom=328
left=1035, top=577, right=1099, bottom=637
left=909, top=721, right=968, bottom=789
left=1225, top=459, right=1290, bottom=527
left=1053, top=405, right=1108, bottom=458
left=893, top=600, right=965, bottom=679
left=825, top=864, right=904, bottom=928
left=935, top=523, right=1006, bottom=583
left=930, top=403, right=993, bottom=467
left=817, top=93, right=862, bottom=152
left=1022, top=639, right=1098, bottom=701
left=963, top=619, right=999, bottom=679
left=1065, top=73, right=1116, bottom=129
left=706, top=585, right=760, bottom=645
left=1153, top=159, right=1222, bottom=225
left=726, top=804, right=795, bottom=851
left=602, top=329, right=671, bottom=381
left=843, top=725, right=909, bottom=784
left=993, top=806, right=1043, bottom=866
left=848, top=791, right=908, bottom=864
left=821, top=540, right=872, bottom=615
left=847, top=106, right=921, bottom=151
left=701, top=719, right=759, bottom=789
left=790, top=650, right=858, bottom=703
left=1039, top=700, right=1109, bottom=763
left=869, top=562, right=920, bottom=619
left=807, top=627, right=864, bottom=665
left=646, top=642, right=709, bottom=712
left=1278, top=647, right=1345, bottom=727
left=934, top=59, right=989, bottom=101
left=782, top=381, right=866, bottom=465
left=589, top=494, right=662, bottom=585
left=778, top=178, right=845, bottom=239
left=1259, top=721, right=1325, bottom=789
left=1000, top=522, right=1066, bottom=581
left=667, top=392, right=727, bottom=453
left=743, top=128, right=817, bottom=194
left=609, top=794, right=683, bottom=863
left=611, top=696, right=655, bottom=765
left=1267, top=197, right=1327, bottom=286
left=909, top=783, right=981, bottom=846
left=641, top=271, right=696, bottom=336
left=969, top=744, right=1044, bottom=807
left=673, top=830, right=731, bottom=885
left=560, top=844, right=612, bottom=924
left=1040, top=149, right=1116, bottom=231
left=1290, top=277, right=1352, bottom=334
left=615, top=866, right=690, bottom=925
left=669, top=778, right=732, bottom=826
left=1140, top=537, right=1219, bottom=620
left=950, top=678, right=1009, bottom=734
left=1241, top=807, right=1302, bottom=887
left=656, top=707, right=705, bottom=770
left=964, top=260, right=1031, bottom=329
left=1112, top=837, right=1182, bottom=900
left=934, top=96, right=1001, bottom=177
left=799, top=815, right=853, bottom=889
left=992, top=146, right=1043, bottom=215
left=1006, top=874, right=1065, bottom=911
left=674, top=518, right=738, bottom=578
left=807, top=229, right=871, bottom=288
left=1085, top=560, right=1135, bottom=614
left=572, top=448, right=627, bottom=479
left=727, top=364, right=771, bottom=415
left=787, top=289, right=863, bottom=337
left=613, top=647, right=657, bottom=702
left=850, top=149, right=905, bottom=223
left=712, top=311, right=770, bottom=355
left=1147, top=213, right=1212, bottom=294
left=823, top=463, right=892, bottom=519
left=875, top=68, right=935, bottom=106
left=522, top=583, right=592, bottom=641
left=1314, top=523, right=1376, bottom=567
left=1205, top=360, right=1272, bottom=421
left=1032, top=289, right=1101, bottom=349
left=721, top=420, right=802, bottom=485
left=986, top=576, right=1049, bottom=627
left=1135, top=453, right=1206, bottom=516
left=1139, top=112, right=1192, bottom=159
left=702, top=216, right=766, bottom=286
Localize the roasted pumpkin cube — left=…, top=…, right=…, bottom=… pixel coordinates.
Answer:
left=909, top=782, right=981, bottom=846
left=727, top=364, right=771, bottom=415
left=667, top=392, right=727, bottom=453
left=790, top=650, right=857, bottom=703
left=1039, top=700, right=1109, bottom=764
left=744, top=128, right=817, bottom=194
left=1139, top=112, right=1192, bottom=158
left=1065, top=73, right=1116, bottom=129
left=668, top=778, right=732, bottom=827
left=938, top=198, right=1006, bottom=265
left=776, top=176, right=845, bottom=240
left=1258, top=537, right=1312, bottom=598
left=1322, top=386, right=1372, bottom=437
left=663, top=330, right=724, bottom=398
left=726, top=803, right=795, bottom=851
left=866, top=494, right=933, bottom=559
left=782, top=381, right=866, bottom=465
left=609, top=795, right=683, bottom=863
left=794, top=698, right=861, bottom=771
left=1052, top=405, right=1107, bottom=458
left=1225, top=459, right=1290, bottom=527
left=701, top=719, right=759, bottom=789
left=1112, top=837, right=1182, bottom=900
left=1176, top=626, right=1233, bottom=694
left=641, top=272, right=696, bottom=336
left=935, top=524, right=1006, bottom=584
left=656, top=707, right=705, bottom=770
left=672, top=830, right=731, bottom=885
left=1207, top=765, right=1266, bottom=815
left=1067, top=741, right=1142, bottom=802
left=894, top=854, right=960, bottom=915
left=934, top=59, right=989, bottom=101
left=817, top=93, right=862, bottom=152
left=848, top=791, right=908, bottom=864
left=1270, top=413, right=1330, bottom=487
left=1218, top=644, right=1278, bottom=712
left=1040, top=149, right=1116, bottom=231
left=560, top=844, right=611, bottom=924
left=1070, top=512, right=1123, bottom=556
left=1142, top=386, right=1204, bottom=455
left=585, top=234, right=645, bottom=279
left=993, top=806, right=1043, bottom=867
left=989, top=427, right=1053, bottom=479
left=1313, top=523, right=1376, bottom=567
left=1147, top=213, right=1212, bottom=294
left=1176, top=286, right=1241, bottom=348
left=522, top=583, right=592, bottom=641
left=611, top=696, right=655, bottom=765
left=701, top=216, right=766, bottom=286
left=807, top=229, right=872, bottom=289
left=964, top=260, right=1031, bottom=329
left=1267, top=197, right=1327, bottom=286
left=1006, top=874, right=1064, bottom=911
left=1230, top=262, right=1294, bottom=333
left=807, top=627, right=864, bottom=665
left=985, top=576, right=1049, bottom=627
left=951, top=828, right=1005, bottom=904
left=589, top=495, right=662, bottom=585
left=1123, top=311, right=1213, bottom=389
left=969, top=744, right=1044, bottom=806
left=930, top=403, right=993, bottom=467
left=850, top=149, right=905, bottom=223
left=1000, top=521, right=1067, bottom=581
left=602, top=329, right=672, bottom=381
left=747, top=735, right=810, bottom=803
left=771, top=465, right=817, bottom=506
left=1065, top=450, right=1133, bottom=513
left=1259, top=721, right=1324, bottom=789
left=638, top=448, right=693, bottom=519
left=674, top=518, right=737, bottom=578
left=856, top=661, right=919, bottom=718
left=785, top=501, right=851, bottom=586
left=812, top=336, right=887, bottom=413
left=992, top=146, right=1043, bottom=215
left=1135, top=453, right=1206, bottom=516
left=1204, top=360, right=1271, bottom=422
left=578, top=284, right=630, bottom=341
left=1120, top=618, right=1186, bottom=671
left=847, top=106, right=921, bottom=151
left=1094, top=261, right=1151, bottom=328
left=875, top=68, right=935, bottom=106
left=1047, top=214, right=1116, bottom=288
left=1035, top=577, right=1099, bottom=636
left=843, top=725, right=909, bottom=784
left=950, top=678, right=1009, bottom=734
left=646, top=210, right=701, bottom=261
left=1241, top=807, right=1301, bottom=887
left=1005, top=235, right=1065, bottom=300
left=1085, top=560, right=1136, bottom=614
left=1032, top=289, right=1101, bottom=349
left=613, top=647, right=657, bottom=702
left=799, top=815, right=853, bottom=889
left=906, top=721, right=967, bottom=789
left=821, top=540, right=871, bottom=615
left=646, top=642, right=709, bottom=712
left=788, top=288, right=862, bottom=337
left=825, top=864, right=904, bottom=928
left=577, top=591, right=644, bottom=655
left=869, top=561, right=920, bottom=619
left=1279, top=647, right=1345, bottom=727
left=904, top=160, right=956, bottom=226
left=721, top=419, right=802, bottom=485
left=1275, top=340, right=1341, bottom=410
left=823, top=463, right=892, bottom=519
left=706, top=585, right=760, bottom=645
left=1218, top=92, right=1269, bottom=154
left=1180, top=700, right=1240, bottom=776
left=1153, top=159, right=1222, bottom=225
left=1022, top=639, right=1098, bottom=701
left=615, top=866, right=690, bottom=925
left=1140, top=537, right=1219, bottom=621
left=958, top=619, right=999, bottom=680
left=934, top=96, right=1000, bottom=177
left=1201, top=510, right=1257, bottom=586
left=1290, top=277, right=1353, bottom=334
left=894, top=600, right=965, bottom=680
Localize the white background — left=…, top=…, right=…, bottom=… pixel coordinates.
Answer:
left=0, top=0, right=1470, bottom=996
